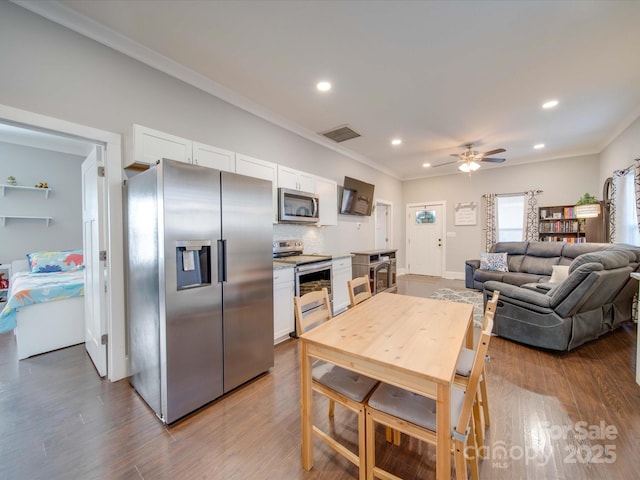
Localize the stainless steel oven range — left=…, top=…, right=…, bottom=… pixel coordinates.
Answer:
left=273, top=239, right=332, bottom=336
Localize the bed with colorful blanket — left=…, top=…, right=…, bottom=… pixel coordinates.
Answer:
left=0, top=250, right=85, bottom=359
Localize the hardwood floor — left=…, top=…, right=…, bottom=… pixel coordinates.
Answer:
left=0, top=275, right=638, bottom=479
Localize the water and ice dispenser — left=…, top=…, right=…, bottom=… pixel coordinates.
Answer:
left=176, top=240, right=211, bottom=290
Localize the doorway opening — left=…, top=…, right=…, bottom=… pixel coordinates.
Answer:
left=374, top=199, right=393, bottom=250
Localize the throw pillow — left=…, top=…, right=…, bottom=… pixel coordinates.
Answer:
left=479, top=252, right=509, bottom=272
left=26, top=250, right=84, bottom=273
left=549, top=265, right=570, bottom=283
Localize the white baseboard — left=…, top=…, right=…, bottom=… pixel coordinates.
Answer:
left=444, top=271, right=465, bottom=280
left=397, top=268, right=464, bottom=280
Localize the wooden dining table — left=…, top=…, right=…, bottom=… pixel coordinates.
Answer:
left=299, top=291, right=474, bottom=480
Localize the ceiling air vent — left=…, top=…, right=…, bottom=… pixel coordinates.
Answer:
left=320, top=125, right=361, bottom=143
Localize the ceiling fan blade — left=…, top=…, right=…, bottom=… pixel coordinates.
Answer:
left=449, top=153, right=462, bottom=158
left=482, top=148, right=506, bottom=157
left=432, top=160, right=459, bottom=168
left=480, top=157, right=506, bottom=163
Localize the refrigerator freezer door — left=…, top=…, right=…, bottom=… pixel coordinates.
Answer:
left=161, top=160, right=223, bottom=423
left=221, top=172, right=274, bottom=392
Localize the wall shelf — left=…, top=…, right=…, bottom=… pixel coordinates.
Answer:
left=0, top=216, right=52, bottom=227
left=0, top=184, right=51, bottom=199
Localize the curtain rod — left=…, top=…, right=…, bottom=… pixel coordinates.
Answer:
left=482, top=189, right=543, bottom=198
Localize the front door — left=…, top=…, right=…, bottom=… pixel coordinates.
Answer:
left=407, top=203, right=444, bottom=276
left=82, top=146, right=108, bottom=377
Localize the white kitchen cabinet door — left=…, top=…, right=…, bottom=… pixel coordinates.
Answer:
left=273, top=268, right=295, bottom=344
left=315, top=176, right=338, bottom=226
left=132, top=124, right=192, bottom=167
left=332, top=258, right=352, bottom=315
left=278, top=165, right=315, bottom=193
left=236, top=153, right=278, bottom=223
left=193, top=142, right=235, bottom=172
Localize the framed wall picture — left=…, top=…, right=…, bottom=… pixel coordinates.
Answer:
left=455, top=202, right=477, bottom=226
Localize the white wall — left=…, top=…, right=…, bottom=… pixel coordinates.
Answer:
left=0, top=2, right=404, bottom=264
left=402, top=154, right=600, bottom=276
left=599, top=115, right=640, bottom=182
left=0, top=142, right=84, bottom=263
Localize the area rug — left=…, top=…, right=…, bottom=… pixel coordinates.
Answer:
left=429, top=288, right=484, bottom=327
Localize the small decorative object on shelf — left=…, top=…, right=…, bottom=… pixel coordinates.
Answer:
left=574, top=192, right=601, bottom=218
left=6, top=176, right=17, bottom=185
left=34, top=182, right=49, bottom=188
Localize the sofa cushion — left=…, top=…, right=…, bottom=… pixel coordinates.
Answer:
left=491, top=242, right=528, bottom=255
left=507, top=254, right=526, bottom=272
left=502, top=271, right=545, bottom=286
left=521, top=255, right=560, bottom=275
left=480, top=252, right=508, bottom=272
left=474, top=269, right=506, bottom=284
left=526, top=241, right=564, bottom=257
left=561, top=242, right=609, bottom=260
left=570, top=250, right=630, bottom=272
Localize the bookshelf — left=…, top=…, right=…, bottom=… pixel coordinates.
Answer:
left=538, top=204, right=604, bottom=243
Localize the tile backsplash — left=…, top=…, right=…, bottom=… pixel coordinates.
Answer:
left=273, top=224, right=325, bottom=254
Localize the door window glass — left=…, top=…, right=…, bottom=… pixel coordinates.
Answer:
left=415, top=210, right=436, bottom=224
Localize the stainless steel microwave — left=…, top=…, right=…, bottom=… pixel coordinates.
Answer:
left=278, top=188, right=320, bottom=223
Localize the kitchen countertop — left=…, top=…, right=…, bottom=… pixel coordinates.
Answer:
left=272, top=254, right=353, bottom=270
left=273, top=261, right=294, bottom=270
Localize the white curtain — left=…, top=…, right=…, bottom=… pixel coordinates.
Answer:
left=484, top=194, right=497, bottom=252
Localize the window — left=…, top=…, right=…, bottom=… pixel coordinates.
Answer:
left=615, top=170, right=640, bottom=245
left=496, top=194, right=525, bottom=241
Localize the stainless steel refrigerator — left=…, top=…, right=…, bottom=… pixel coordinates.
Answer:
left=126, top=158, right=274, bottom=424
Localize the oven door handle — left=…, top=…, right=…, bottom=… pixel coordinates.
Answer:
left=295, top=261, right=333, bottom=273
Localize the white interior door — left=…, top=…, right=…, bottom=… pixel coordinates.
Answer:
left=375, top=203, right=390, bottom=249
left=82, top=146, right=107, bottom=377
left=407, top=203, right=444, bottom=276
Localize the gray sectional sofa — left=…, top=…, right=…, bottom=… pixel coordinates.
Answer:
left=465, top=241, right=640, bottom=351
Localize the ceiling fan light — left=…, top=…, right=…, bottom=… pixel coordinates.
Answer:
left=458, top=161, right=480, bottom=173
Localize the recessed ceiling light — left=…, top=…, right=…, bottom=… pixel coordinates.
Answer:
left=534, top=143, right=545, bottom=149
left=542, top=100, right=559, bottom=109
left=316, top=81, right=331, bottom=92
left=422, top=162, right=431, bottom=168
left=391, top=138, right=402, bottom=146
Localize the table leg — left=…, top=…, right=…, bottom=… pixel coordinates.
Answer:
left=436, top=383, right=452, bottom=480
left=301, top=342, right=314, bottom=470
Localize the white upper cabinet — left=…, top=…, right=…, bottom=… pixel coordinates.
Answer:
left=315, top=176, right=338, bottom=226
left=235, top=153, right=278, bottom=224
left=193, top=142, right=235, bottom=172
left=131, top=125, right=234, bottom=172
left=278, top=165, right=315, bottom=193
left=132, top=124, right=192, bottom=166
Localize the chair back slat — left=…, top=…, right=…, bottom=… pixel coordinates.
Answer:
left=348, top=275, right=372, bottom=307
left=455, top=316, right=494, bottom=437
left=294, top=288, right=332, bottom=334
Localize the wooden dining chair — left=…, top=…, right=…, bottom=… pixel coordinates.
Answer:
left=365, top=315, right=495, bottom=480
left=348, top=275, right=372, bottom=307
left=454, top=289, right=499, bottom=448
left=294, top=288, right=378, bottom=479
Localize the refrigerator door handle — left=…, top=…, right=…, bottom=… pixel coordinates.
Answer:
left=217, top=239, right=228, bottom=283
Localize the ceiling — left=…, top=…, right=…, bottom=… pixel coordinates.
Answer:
left=15, top=0, right=640, bottom=179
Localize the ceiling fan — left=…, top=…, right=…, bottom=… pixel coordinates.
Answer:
left=434, top=143, right=506, bottom=172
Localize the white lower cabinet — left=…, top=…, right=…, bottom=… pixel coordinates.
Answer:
left=332, top=257, right=352, bottom=315
left=273, top=267, right=295, bottom=344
